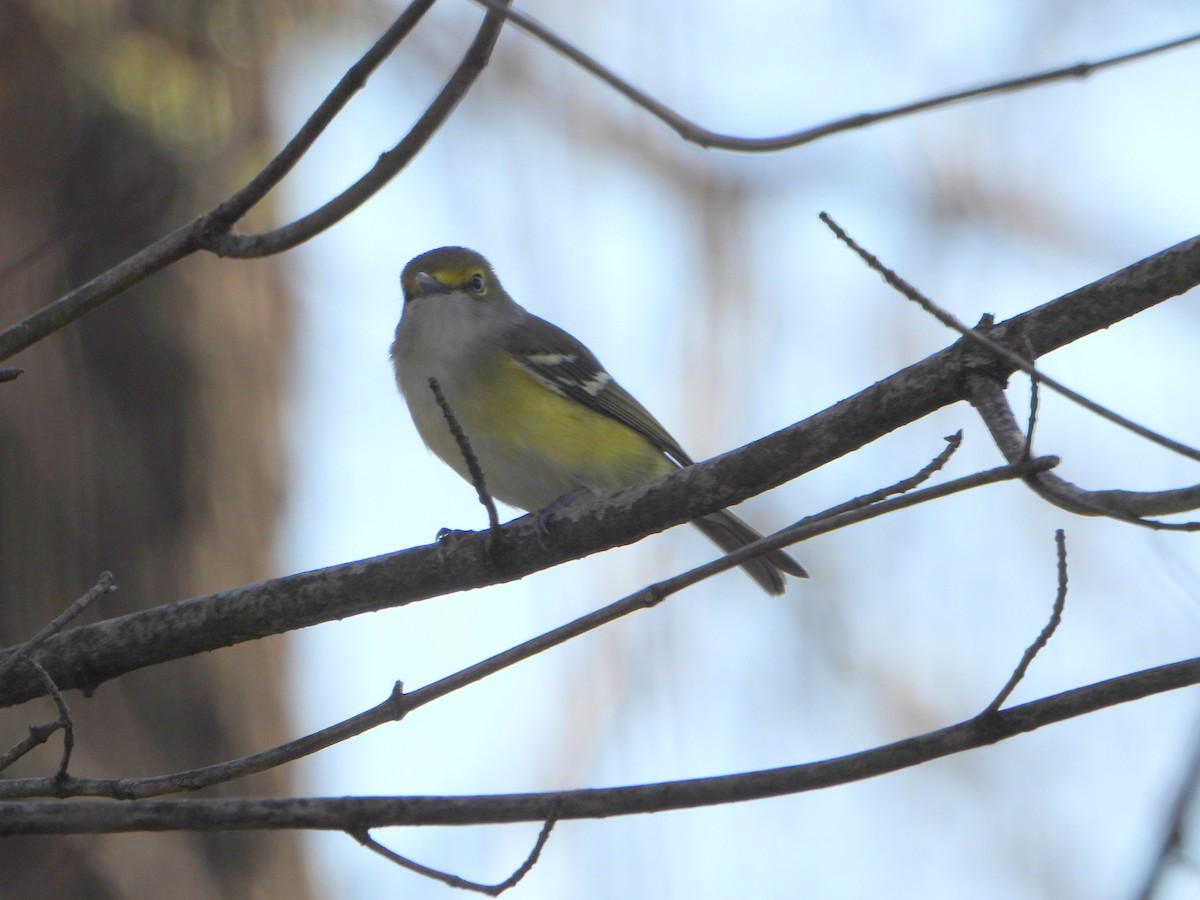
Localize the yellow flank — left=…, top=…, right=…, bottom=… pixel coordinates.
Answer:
left=465, top=354, right=672, bottom=492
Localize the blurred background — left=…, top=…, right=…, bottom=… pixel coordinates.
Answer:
left=2, top=0, right=1199, bottom=898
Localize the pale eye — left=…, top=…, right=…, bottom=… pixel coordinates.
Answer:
left=468, top=273, right=485, bottom=294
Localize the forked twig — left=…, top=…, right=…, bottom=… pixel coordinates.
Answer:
left=0, top=720, right=64, bottom=774
left=820, top=213, right=1200, bottom=465
left=0, top=1, right=510, bottom=362
left=0, top=572, right=114, bottom=684
left=16, top=655, right=74, bottom=781
left=969, top=375, right=1200, bottom=528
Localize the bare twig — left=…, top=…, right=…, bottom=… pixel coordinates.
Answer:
left=1021, top=336, right=1040, bottom=462
left=0, top=682, right=408, bottom=801
left=1, top=655, right=1199, bottom=834
left=820, top=213, right=1200, bottom=465
left=15, top=655, right=74, bottom=782
left=429, top=377, right=501, bottom=535
left=981, top=530, right=1069, bottom=717
left=969, top=376, right=1200, bottom=528
left=207, top=0, right=437, bottom=230
left=0, top=721, right=65, bottom=774
left=350, top=810, right=557, bottom=896
left=469, top=0, right=1200, bottom=152
left=208, top=1, right=510, bottom=258
left=0, top=572, right=114, bottom=684
left=802, top=431, right=963, bottom=523
left=656, top=457, right=1057, bottom=597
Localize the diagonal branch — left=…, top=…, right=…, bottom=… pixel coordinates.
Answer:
left=207, top=2, right=510, bottom=258
left=0, top=234, right=1196, bottom=709
left=821, top=213, right=1200, bottom=464
left=0, top=0, right=509, bottom=362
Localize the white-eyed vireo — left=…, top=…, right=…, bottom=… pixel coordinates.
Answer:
left=391, top=246, right=807, bottom=595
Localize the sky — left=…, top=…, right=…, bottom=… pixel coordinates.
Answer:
left=271, top=1, right=1200, bottom=897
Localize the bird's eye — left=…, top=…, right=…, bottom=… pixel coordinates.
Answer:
left=468, top=273, right=486, bottom=294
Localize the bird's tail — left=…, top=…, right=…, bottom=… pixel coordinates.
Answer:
left=690, top=509, right=808, bottom=596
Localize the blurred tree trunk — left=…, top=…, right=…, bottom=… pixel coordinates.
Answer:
left=0, top=3, right=315, bottom=897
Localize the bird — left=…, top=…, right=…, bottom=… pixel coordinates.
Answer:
left=390, top=246, right=807, bottom=595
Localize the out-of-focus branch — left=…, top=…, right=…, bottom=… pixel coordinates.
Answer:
left=469, top=0, right=1200, bottom=152
left=0, top=0, right=508, bottom=362
left=1133, top=713, right=1200, bottom=900
left=1, top=654, right=1197, bottom=834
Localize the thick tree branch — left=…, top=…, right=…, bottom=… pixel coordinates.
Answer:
left=0, top=456, right=1051, bottom=797
left=0, top=655, right=1197, bottom=835
left=0, top=235, right=1196, bottom=709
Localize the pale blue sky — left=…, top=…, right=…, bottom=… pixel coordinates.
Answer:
left=272, top=2, right=1200, bottom=897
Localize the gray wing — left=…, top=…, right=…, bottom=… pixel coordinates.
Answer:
left=504, top=312, right=694, bottom=466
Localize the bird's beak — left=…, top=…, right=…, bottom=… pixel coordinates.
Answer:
left=415, top=271, right=451, bottom=296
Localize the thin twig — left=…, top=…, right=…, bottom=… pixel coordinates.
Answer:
left=0, top=458, right=1050, bottom=801
left=969, top=375, right=1200, bottom=527
left=803, top=431, right=963, bottom=524
left=1021, top=336, right=1040, bottom=462
left=820, top=212, right=1200, bottom=464
left=0, top=721, right=65, bottom=774
left=2, top=655, right=1200, bottom=834
left=981, top=530, right=1068, bottom=717
left=0, top=572, right=114, bottom=684
left=16, top=654, right=74, bottom=782
left=209, top=0, right=510, bottom=258
left=0, top=682, right=409, bottom=801
left=209, top=0, right=437, bottom=227
left=670, top=456, right=1060, bottom=597
left=469, top=0, right=1200, bottom=152
left=429, top=377, right=501, bottom=535
left=350, top=810, right=557, bottom=895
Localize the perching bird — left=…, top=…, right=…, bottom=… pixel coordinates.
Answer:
left=391, top=246, right=806, bottom=595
